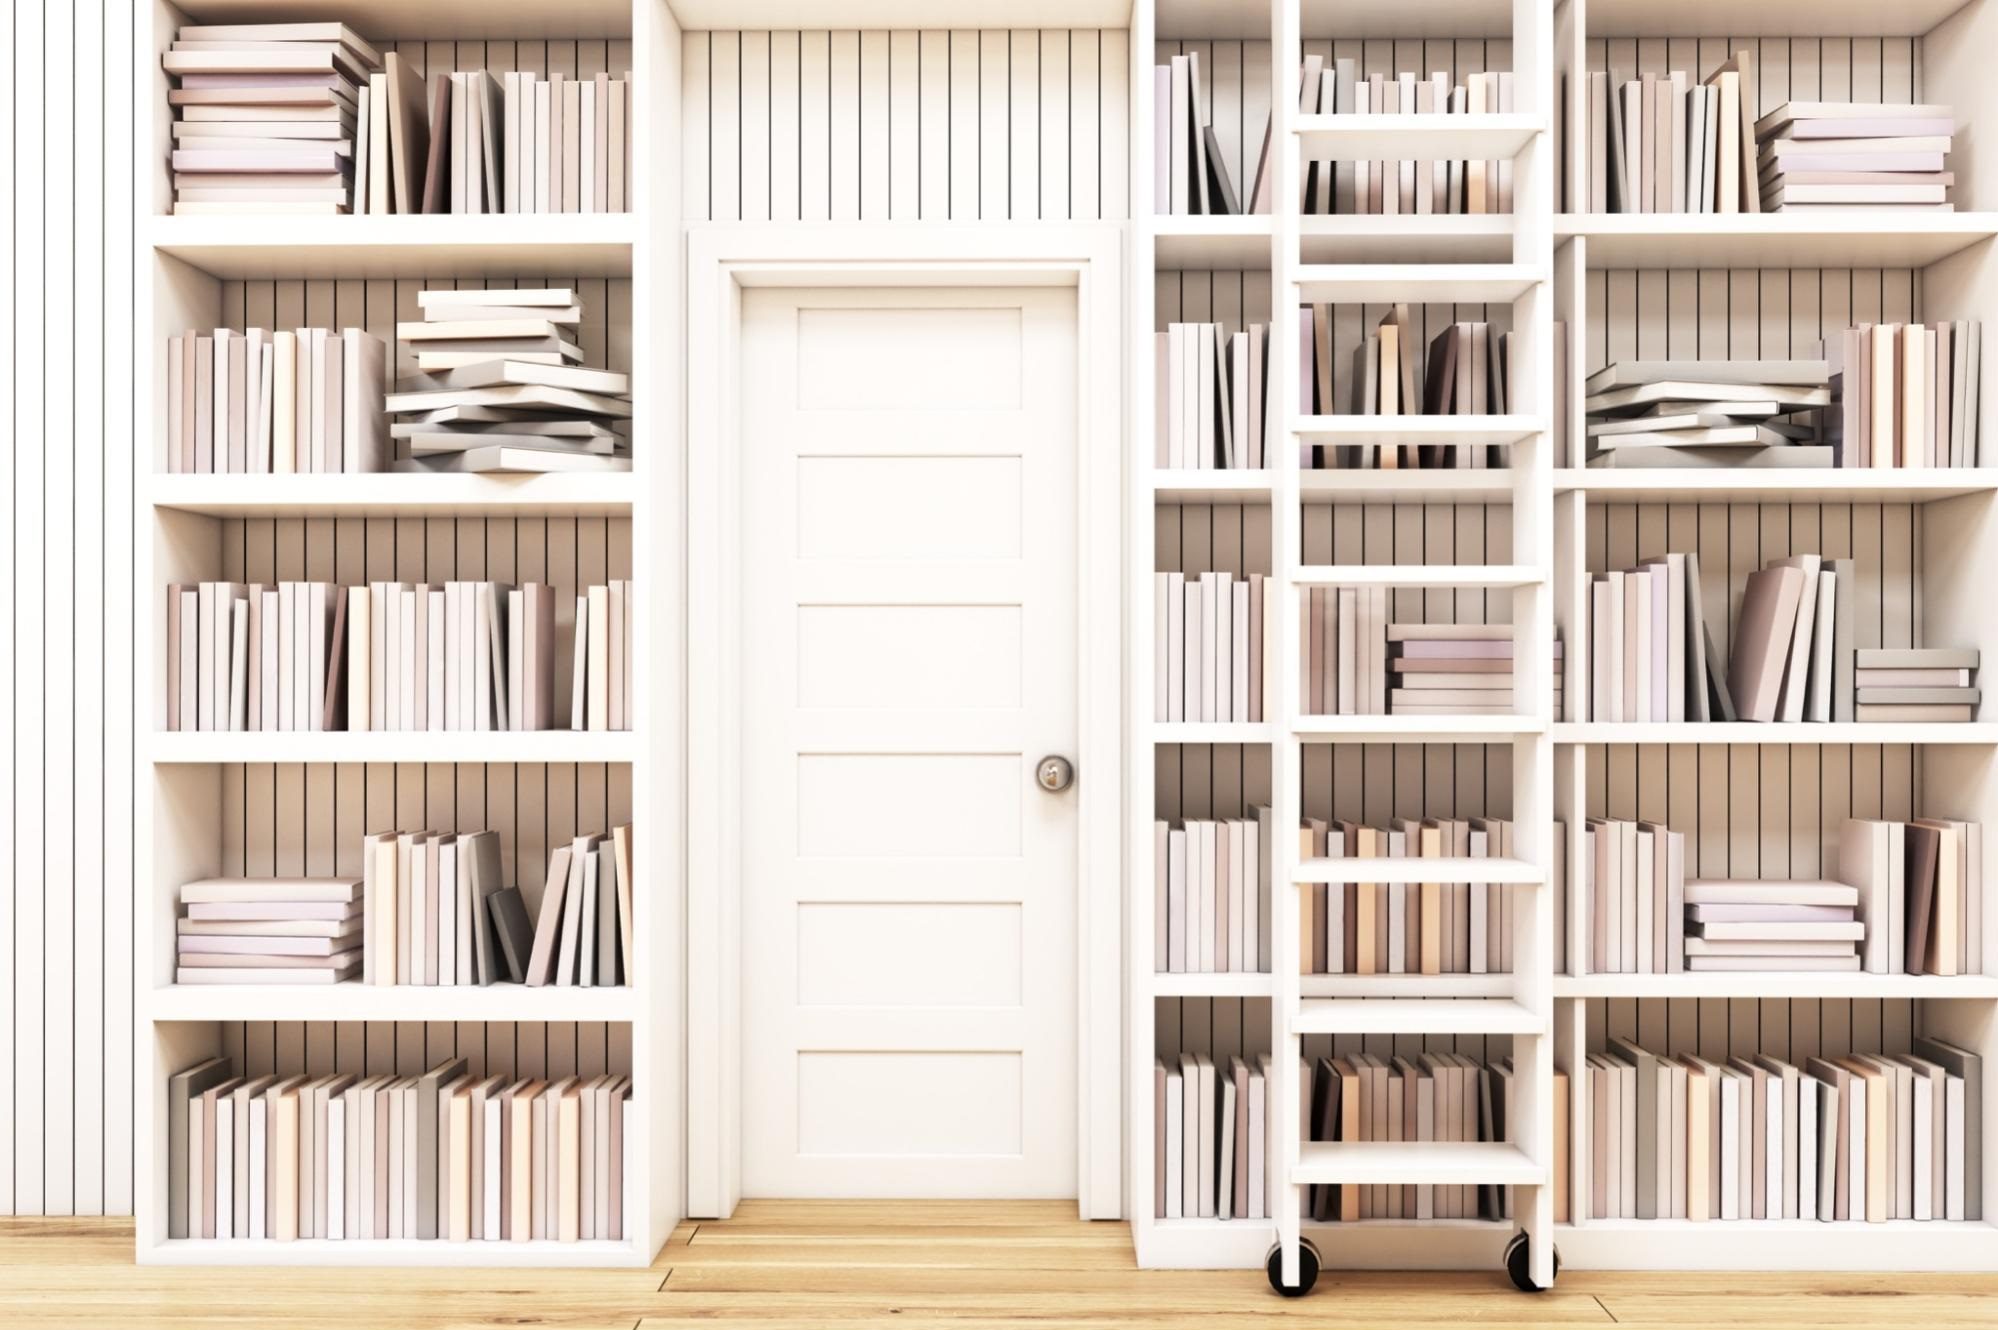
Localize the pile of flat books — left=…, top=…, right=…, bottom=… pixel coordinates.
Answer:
left=175, top=878, right=362, bottom=985
left=1154, top=812, right=1273, bottom=975
left=1300, top=57, right=1516, bottom=215
left=1153, top=52, right=1263, bottom=215
left=1585, top=359, right=1832, bottom=468
left=1298, top=818, right=1524, bottom=977
left=1683, top=878, right=1862, bottom=972
left=388, top=287, right=631, bottom=472
left=1830, top=322, right=1983, bottom=468
left=1155, top=321, right=1272, bottom=469
left=1386, top=623, right=1555, bottom=716
left=164, top=22, right=379, bottom=215
left=1757, top=102, right=1957, bottom=211
left=1582, top=819, right=1687, bottom=974
left=1840, top=816, right=1983, bottom=976
left=1855, top=647, right=1980, bottom=723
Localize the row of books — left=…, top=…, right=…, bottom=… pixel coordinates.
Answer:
left=1841, top=818, right=1984, bottom=977
left=1303, top=1052, right=1520, bottom=1220
left=1300, top=311, right=1513, bottom=470
left=1831, top=323, right=1984, bottom=469
left=167, top=1055, right=631, bottom=1243
left=1580, top=820, right=1691, bottom=974
left=1153, top=812, right=1273, bottom=975
left=1579, top=1036, right=1982, bottom=1222
left=1299, top=57, right=1516, bottom=216
left=1154, top=322, right=1272, bottom=470
left=1578, top=55, right=1761, bottom=214
left=1584, top=551, right=1734, bottom=723
left=1152, top=53, right=1266, bottom=217
left=391, top=287, right=632, bottom=474
left=174, top=878, right=363, bottom=985
left=364, top=826, right=634, bottom=989
left=1585, top=358, right=1832, bottom=469
left=1154, top=1054, right=1270, bottom=1220
left=1154, top=571, right=1271, bottom=724
left=165, top=581, right=341, bottom=732
left=1297, top=587, right=1390, bottom=716
left=1757, top=102, right=1957, bottom=212
left=343, top=581, right=551, bottom=732
left=165, top=328, right=388, bottom=474
left=1298, top=817, right=1523, bottom=976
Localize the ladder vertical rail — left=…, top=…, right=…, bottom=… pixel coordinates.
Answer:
left=1512, top=0, right=1559, bottom=1291
left=1271, top=0, right=1304, bottom=1289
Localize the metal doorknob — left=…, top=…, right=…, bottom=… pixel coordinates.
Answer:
left=1036, top=755, right=1075, bottom=792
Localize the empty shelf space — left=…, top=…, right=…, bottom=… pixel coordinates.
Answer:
left=1300, top=214, right=1516, bottom=264
left=1293, top=856, right=1542, bottom=885
left=1293, top=997, right=1541, bottom=1036
left=1555, top=468, right=1998, bottom=505
left=1292, top=1140, right=1541, bottom=1187
left=1297, top=264, right=1543, bottom=304
left=1295, top=113, right=1541, bottom=160
left=1298, top=469, right=1514, bottom=505
left=1558, top=213, right=1998, bottom=270
left=1292, top=564, right=1541, bottom=588
left=1295, top=415, right=1541, bottom=447
left=1152, top=216, right=1273, bottom=269
left=1294, top=714, right=1544, bottom=743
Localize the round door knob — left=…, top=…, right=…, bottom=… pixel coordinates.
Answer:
left=1036, top=755, right=1075, bottom=792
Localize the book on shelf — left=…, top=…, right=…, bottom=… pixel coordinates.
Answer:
left=1155, top=321, right=1271, bottom=470
left=1837, top=816, right=1983, bottom=976
left=1153, top=810, right=1272, bottom=976
left=1757, top=102, right=1957, bottom=212
left=1578, top=820, right=1687, bottom=975
left=1583, top=359, right=1832, bottom=468
left=1297, top=311, right=1515, bottom=470
left=1830, top=323, right=1984, bottom=469
left=1155, top=1054, right=1270, bottom=1221
left=1153, top=52, right=1261, bottom=216
left=1380, top=623, right=1560, bottom=718
left=1586, top=551, right=1729, bottom=723
left=165, top=580, right=342, bottom=732
left=164, top=327, right=388, bottom=474
left=167, top=1053, right=632, bottom=1243
left=1154, top=570, right=1271, bottom=724
left=568, top=582, right=636, bottom=733
left=1299, top=62, right=1515, bottom=216
left=174, top=878, right=364, bottom=985
left=1296, top=586, right=1392, bottom=716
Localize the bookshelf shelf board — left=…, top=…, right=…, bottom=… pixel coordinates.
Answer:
left=1293, top=563, right=1541, bottom=589
left=1150, top=470, right=1274, bottom=504
left=1152, top=216, right=1274, bottom=270
left=1150, top=722, right=1275, bottom=745
left=1294, top=855, right=1542, bottom=885
left=141, top=1237, right=646, bottom=1268
left=1149, top=972, right=1275, bottom=998
left=1555, top=974, right=1998, bottom=1000
left=1555, top=468, right=1998, bottom=505
left=149, top=984, right=639, bottom=1024
left=163, top=0, right=634, bottom=40
left=1558, top=214, right=1998, bottom=270
left=1294, top=715, right=1545, bottom=742
left=1294, top=113, right=1542, bottom=161
left=1293, top=1140, right=1541, bottom=1187
left=148, top=732, right=640, bottom=765
left=1295, top=414, right=1541, bottom=447
left=1297, top=263, right=1543, bottom=304
left=1300, top=214, right=1515, bottom=264
left=1553, top=722, right=1998, bottom=746
left=1301, top=974, right=1520, bottom=999
left=1299, top=469, right=1513, bottom=505
left=1553, top=1220, right=1998, bottom=1272
left=150, top=474, right=636, bottom=518
left=1582, top=0, right=1971, bottom=37
left=1293, top=997, right=1540, bottom=1036
left=150, top=214, right=636, bottom=279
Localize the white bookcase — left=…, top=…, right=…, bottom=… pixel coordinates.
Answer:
left=1130, top=0, right=1998, bottom=1285
left=131, top=0, right=682, bottom=1267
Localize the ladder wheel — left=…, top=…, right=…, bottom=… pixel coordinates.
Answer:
left=1264, top=1237, right=1321, bottom=1297
left=1503, top=1231, right=1559, bottom=1292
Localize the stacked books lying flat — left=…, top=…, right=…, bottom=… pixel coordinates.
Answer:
left=1581, top=819, right=1689, bottom=974
left=1578, top=51, right=1763, bottom=214
left=1298, top=817, right=1527, bottom=976
left=1840, top=817, right=1983, bottom=975
left=165, top=581, right=340, bottom=732
left=1579, top=1037, right=1982, bottom=1222
left=175, top=879, right=362, bottom=985
left=1387, top=625, right=1560, bottom=717
left=165, top=327, right=389, bottom=473
left=1298, top=586, right=1389, bottom=715
left=352, top=67, right=633, bottom=215
left=1153, top=812, right=1273, bottom=975
left=1682, top=880, right=1860, bottom=973
left=1300, top=309, right=1514, bottom=470
left=164, top=23, right=379, bottom=215
left=168, top=1055, right=633, bottom=1243
left=1584, top=359, right=1832, bottom=469
left=1300, top=56, right=1517, bottom=216
left=366, top=825, right=633, bottom=988
left=1303, top=1053, right=1522, bottom=1221
left=1153, top=51, right=1266, bottom=215
left=1853, top=648, right=1980, bottom=724
left=1154, top=571, right=1272, bottom=723
left=1153, top=1054, right=1272, bottom=1220
left=1758, top=102, right=1957, bottom=211
left=388, top=287, right=631, bottom=474
left=1154, top=321, right=1272, bottom=469
left=1831, top=322, right=1984, bottom=468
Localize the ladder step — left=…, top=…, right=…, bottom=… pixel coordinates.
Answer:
left=1297, top=263, right=1543, bottom=304
left=1293, top=112, right=1543, bottom=161
left=1292, top=1141, right=1542, bottom=1187
left=1293, top=997, right=1542, bottom=1036
left=1292, top=414, right=1542, bottom=447
left=1291, top=564, right=1543, bottom=589
left=1293, top=856, right=1543, bottom=885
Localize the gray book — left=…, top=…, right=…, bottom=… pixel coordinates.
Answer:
left=1913, top=1036, right=1982, bottom=1219
left=462, top=829, right=503, bottom=985
left=487, top=886, right=534, bottom=983
left=1684, top=550, right=1713, bottom=722
left=415, top=1056, right=467, bottom=1240
left=595, top=849, right=620, bottom=986
left=167, top=1055, right=232, bottom=1240
left=1608, top=1037, right=1661, bottom=1218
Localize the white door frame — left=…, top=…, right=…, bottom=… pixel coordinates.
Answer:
left=685, top=225, right=1126, bottom=1221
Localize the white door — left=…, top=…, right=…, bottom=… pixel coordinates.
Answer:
left=738, top=286, right=1080, bottom=1198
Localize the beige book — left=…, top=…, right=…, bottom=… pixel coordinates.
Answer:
left=271, top=1080, right=301, bottom=1241
left=508, top=1079, right=542, bottom=1240
left=1838, top=1056, right=1890, bottom=1222
left=1902, top=322, right=1928, bottom=466
left=563, top=77, right=583, bottom=212
left=447, top=1082, right=473, bottom=1241
left=1727, top=565, right=1806, bottom=721
left=587, top=584, right=611, bottom=730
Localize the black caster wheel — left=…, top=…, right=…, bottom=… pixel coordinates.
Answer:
left=1503, top=1231, right=1560, bottom=1292
left=1264, top=1237, right=1321, bottom=1298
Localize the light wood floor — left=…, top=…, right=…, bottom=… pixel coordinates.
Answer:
left=5, top=1203, right=1997, bottom=1328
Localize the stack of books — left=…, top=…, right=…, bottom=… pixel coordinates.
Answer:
left=165, top=327, right=389, bottom=473
left=174, top=879, right=363, bottom=985
left=1297, top=586, right=1388, bottom=715
left=1584, top=359, right=1833, bottom=469
left=342, top=581, right=559, bottom=732
left=1153, top=1054, right=1271, bottom=1221
left=1299, top=58, right=1516, bottom=215
left=1586, top=551, right=1739, bottom=722
left=167, top=1055, right=633, bottom=1242
left=1581, top=820, right=1688, bottom=974
left=1298, top=817, right=1522, bottom=976
left=1155, top=571, right=1273, bottom=723
left=164, top=581, right=341, bottom=732
left=570, top=581, right=637, bottom=732
left=1153, top=812, right=1273, bottom=975
left=1154, top=321, right=1271, bottom=469
left=1385, top=624, right=1558, bottom=716
left=1757, top=102, right=1957, bottom=211
left=1682, top=879, right=1862, bottom=972
left=1725, top=555, right=1857, bottom=723
left=387, top=287, right=632, bottom=474
left=1153, top=52, right=1263, bottom=216
left=365, top=826, right=634, bottom=988
left=1298, top=310, right=1515, bottom=469
left=1840, top=817, right=1984, bottom=976
left=1580, top=1036, right=1981, bottom=1222
left=1578, top=53, right=1761, bottom=213
left=163, top=22, right=379, bottom=215
left=1830, top=323, right=1983, bottom=468
left=1855, top=648, right=1981, bottom=723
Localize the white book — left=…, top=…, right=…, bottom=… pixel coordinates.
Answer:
left=1848, top=1077, right=1868, bottom=1222
left=248, top=1094, right=267, bottom=1240
left=1806, top=570, right=1836, bottom=723
left=1945, top=1073, right=1966, bottom=1221
left=1912, top=1069, right=1934, bottom=1221
left=1163, top=1063, right=1184, bottom=1218
left=214, top=1096, right=234, bottom=1240
left=484, top=1094, right=503, bottom=1240
left=1799, top=1075, right=1819, bottom=1220
left=1247, top=1063, right=1266, bottom=1219
left=1719, top=1069, right=1740, bottom=1219
left=326, top=1096, right=344, bottom=1240
left=1217, top=1075, right=1238, bottom=1220
left=1196, top=1055, right=1217, bottom=1218
left=1167, top=827, right=1186, bottom=973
